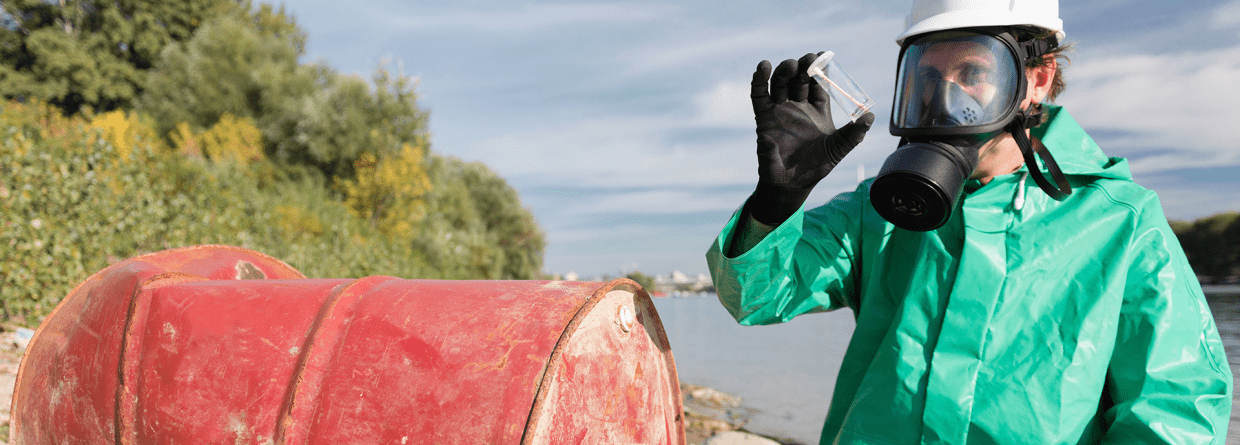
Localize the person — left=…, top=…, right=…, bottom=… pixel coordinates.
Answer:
left=705, top=0, right=1233, bottom=443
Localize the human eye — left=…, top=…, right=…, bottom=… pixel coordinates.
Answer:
left=917, top=66, right=942, bottom=82
left=958, top=64, right=989, bottom=87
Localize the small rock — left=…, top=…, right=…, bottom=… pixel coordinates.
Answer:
left=682, top=383, right=756, bottom=431
left=685, top=384, right=742, bottom=408
left=4, top=328, right=34, bottom=352
left=682, top=383, right=754, bottom=444
left=702, top=431, right=782, bottom=445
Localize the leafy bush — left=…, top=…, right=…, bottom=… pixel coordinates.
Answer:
left=0, top=102, right=381, bottom=323
left=0, top=100, right=227, bottom=323
left=1171, top=212, right=1240, bottom=283
left=2, top=100, right=547, bottom=326
left=198, top=113, right=266, bottom=164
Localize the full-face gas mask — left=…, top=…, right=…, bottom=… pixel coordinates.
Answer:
left=870, top=28, right=1072, bottom=231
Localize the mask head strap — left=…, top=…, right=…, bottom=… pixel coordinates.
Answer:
left=1009, top=105, right=1071, bottom=200
left=1016, top=35, right=1058, bottom=63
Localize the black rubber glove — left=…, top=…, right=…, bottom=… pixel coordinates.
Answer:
left=748, top=52, right=875, bottom=225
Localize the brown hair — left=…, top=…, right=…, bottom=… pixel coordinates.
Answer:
left=1016, top=28, right=1073, bottom=102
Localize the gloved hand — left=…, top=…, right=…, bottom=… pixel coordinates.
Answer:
left=748, top=52, right=875, bottom=225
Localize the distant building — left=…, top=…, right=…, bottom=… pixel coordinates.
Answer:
left=653, top=270, right=716, bottom=295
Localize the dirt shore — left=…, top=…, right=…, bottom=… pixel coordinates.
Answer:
left=0, top=330, right=24, bottom=441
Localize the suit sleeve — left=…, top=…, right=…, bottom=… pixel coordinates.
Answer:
left=1103, top=196, right=1232, bottom=444
left=705, top=191, right=864, bottom=326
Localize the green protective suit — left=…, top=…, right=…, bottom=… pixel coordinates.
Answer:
left=706, top=105, right=1232, bottom=444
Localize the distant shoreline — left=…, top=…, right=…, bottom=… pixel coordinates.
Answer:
left=1204, top=284, right=1240, bottom=296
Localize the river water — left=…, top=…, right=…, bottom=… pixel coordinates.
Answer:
left=653, top=295, right=853, bottom=443
left=653, top=285, right=1240, bottom=444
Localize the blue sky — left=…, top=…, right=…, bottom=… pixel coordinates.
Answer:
left=274, top=0, right=1240, bottom=278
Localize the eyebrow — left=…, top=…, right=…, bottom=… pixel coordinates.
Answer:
left=955, top=54, right=996, bottom=68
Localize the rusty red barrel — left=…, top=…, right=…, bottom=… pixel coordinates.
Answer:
left=11, top=245, right=684, bottom=444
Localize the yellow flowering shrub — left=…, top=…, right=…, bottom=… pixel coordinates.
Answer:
left=275, top=205, right=325, bottom=238
left=170, top=122, right=203, bottom=158
left=337, top=142, right=433, bottom=237
left=169, top=113, right=263, bottom=163
left=89, top=109, right=165, bottom=160
left=200, top=113, right=264, bottom=164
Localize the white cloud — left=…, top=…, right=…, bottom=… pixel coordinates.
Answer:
left=1211, top=0, right=1240, bottom=30
left=467, top=113, right=755, bottom=189
left=561, top=189, right=748, bottom=217
left=1058, top=45, right=1240, bottom=173
left=372, top=2, right=680, bottom=34
left=692, top=81, right=752, bottom=128
left=611, top=13, right=902, bottom=82
left=546, top=214, right=721, bottom=244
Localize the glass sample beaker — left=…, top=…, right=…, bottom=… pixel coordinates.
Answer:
left=808, top=51, right=876, bottom=122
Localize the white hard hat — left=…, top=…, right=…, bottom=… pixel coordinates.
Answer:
left=895, top=0, right=1065, bottom=46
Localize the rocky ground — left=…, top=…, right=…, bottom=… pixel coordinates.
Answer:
left=0, top=330, right=797, bottom=444
left=0, top=328, right=30, bottom=442
left=681, top=383, right=807, bottom=445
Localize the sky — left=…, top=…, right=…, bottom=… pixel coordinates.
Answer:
left=273, top=0, right=1240, bottom=278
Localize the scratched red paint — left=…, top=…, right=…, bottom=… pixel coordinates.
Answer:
left=11, top=245, right=685, bottom=444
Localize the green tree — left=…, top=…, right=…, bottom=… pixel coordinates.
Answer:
left=415, top=155, right=545, bottom=280
left=1171, top=212, right=1240, bottom=283
left=137, top=2, right=310, bottom=149
left=458, top=158, right=545, bottom=279
left=625, top=271, right=656, bottom=293
left=138, top=4, right=427, bottom=184
left=270, top=64, right=428, bottom=180
left=0, top=0, right=230, bottom=115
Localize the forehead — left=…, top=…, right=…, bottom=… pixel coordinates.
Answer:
left=916, top=41, right=998, bottom=67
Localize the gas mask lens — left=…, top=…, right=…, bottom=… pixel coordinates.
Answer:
left=893, top=32, right=1021, bottom=131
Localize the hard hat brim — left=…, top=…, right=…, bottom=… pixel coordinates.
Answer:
left=895, top=10, right=1064, bottom=45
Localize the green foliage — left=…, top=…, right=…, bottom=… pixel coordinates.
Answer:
left=0, top=0, right=231, bottom=115
left=2, top=99, right=547, bottom=325
left=138, top=2, right=309, bottom=140
left=137, top=5, right=425, bottom=184
left=241, top=171, right=436, bottom=281
left=0, top=100, right=238, bottom=323
left=269, top=64, right=428, bottom=180
left=0, top=102, right=411, bottom=324
left=415, top=155, right=546, bottom=280
left=625, top=271, right=656, bottom=293
left=1171, top=212, right=1240, bottom=284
